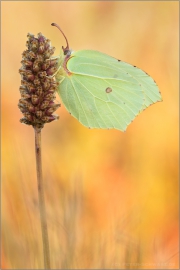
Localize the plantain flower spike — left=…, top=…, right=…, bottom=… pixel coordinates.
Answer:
left=18, top=32, right=60, bottom=128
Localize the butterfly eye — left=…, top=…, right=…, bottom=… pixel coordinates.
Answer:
left=62, top=47, right=71, bottom=56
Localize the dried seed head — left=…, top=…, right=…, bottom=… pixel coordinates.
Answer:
left=40, top=100, right=50, bottom=110
left=34, top=77, right=41, bottom=85
left=42, top=114, right=59, bottom=123
left=40, top=41, right=46, bottom=51
left=46, top=104, right=61, bottom=115
left=27, top=104, right=35, bottom=113
left=38, top=71, right=47, bottom=78
left=36, top=110, right=44, bottom=118
left=18, top=32, right=60, bottom=128
left=31, top=94, right=39, bottom=105
left=18, top=104, right=26, bottom=113
left=21, top=59, right=33, bottom=67
left=41, top=60, right=50, bottom=71
left=33, top=61, right=41, bottom=72
left=20, top=118, right=32, bottom=125
left=46, top=66, right=58, bottom=76
left=36, top=86, right=43, bottom=96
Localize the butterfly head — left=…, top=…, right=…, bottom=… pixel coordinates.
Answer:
left=62, top=46, right=72, bottom=56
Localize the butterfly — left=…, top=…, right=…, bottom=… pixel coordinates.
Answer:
left=52, top=23, right=162, bottom=131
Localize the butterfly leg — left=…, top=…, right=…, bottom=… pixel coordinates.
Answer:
left=57, top=76, right=65, bottom=84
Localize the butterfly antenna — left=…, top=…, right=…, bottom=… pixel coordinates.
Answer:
left=51, top=23, right=69, bottom=53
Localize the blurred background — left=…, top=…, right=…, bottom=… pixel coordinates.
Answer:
left=1, top=1, right=179, bottom=269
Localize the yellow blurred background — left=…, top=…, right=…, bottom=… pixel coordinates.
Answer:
left=1, top=1, right=179, bottom=269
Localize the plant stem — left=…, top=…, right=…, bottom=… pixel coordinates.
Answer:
left=34, top=126, right=51, bottom=269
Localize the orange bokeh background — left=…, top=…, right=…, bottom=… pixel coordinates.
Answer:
left=1, top=1, right=179, bottom=269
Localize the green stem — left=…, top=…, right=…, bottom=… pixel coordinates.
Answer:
left=34, top=126, right=51, bottom=269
